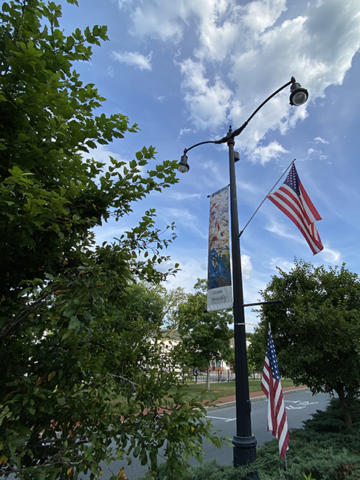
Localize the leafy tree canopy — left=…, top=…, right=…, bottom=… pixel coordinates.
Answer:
left=257, top=259, right=360, bottom=428
left=247, top=327, right=267, bottom=372
left=0, top=2, right=220, bottom=478
left=175, top=279, right=233, bottom=387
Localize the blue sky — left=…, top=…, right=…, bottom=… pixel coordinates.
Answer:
left=58, top=0, right=360, bottom=331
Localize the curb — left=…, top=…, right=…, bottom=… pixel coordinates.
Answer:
left=206, top=386, right=309, bottom=411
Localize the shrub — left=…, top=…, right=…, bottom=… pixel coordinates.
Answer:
left=139, top=398, right=360, bottom=480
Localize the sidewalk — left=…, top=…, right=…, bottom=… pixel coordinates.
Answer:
left=206, top=385, right=308, bottom=410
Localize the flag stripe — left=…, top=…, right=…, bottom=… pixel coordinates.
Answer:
left=261, top=328, right=289, bottom=459
left=299, top=183, right=322, bottom=221
left=269, top=186, right=312, bottom=232
left=269, top=195, right=322, bottom=254
left=274, top=184, right=313, bottom=225
left=268, top=193, right=322, bottom=254
left=268, top=164, right=323, bottom=255
left=270, top=184, right=313, bottom=231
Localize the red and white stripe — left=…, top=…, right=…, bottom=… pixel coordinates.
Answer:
left=261, top=356, right=289, bottom=459
left=268, top=181, right=323, bottom=255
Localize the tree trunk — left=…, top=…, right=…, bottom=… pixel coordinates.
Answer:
left=206, top=365, right=210, bottom=390
left=337, top=388, right=353, bottom=428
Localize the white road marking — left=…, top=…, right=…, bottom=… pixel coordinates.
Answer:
left=207, top=415, right=236, bottom=422
left=285, top=400, right=318, bottom=410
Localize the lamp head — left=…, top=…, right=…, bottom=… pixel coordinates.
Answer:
left=289, top=81, right=309, bottom=106
left=178, top=154, right=190, bottom=173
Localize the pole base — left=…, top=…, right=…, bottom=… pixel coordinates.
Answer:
left=233, top=435, right=260, bottom=479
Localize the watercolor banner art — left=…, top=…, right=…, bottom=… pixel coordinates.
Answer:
left=207, top=186, right=233, bottom=312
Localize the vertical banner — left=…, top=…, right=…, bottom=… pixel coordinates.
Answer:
left=207, top=186, right=233, bottom=312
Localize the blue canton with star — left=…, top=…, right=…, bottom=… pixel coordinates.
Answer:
left=284, top=164, right=300, bottom=196
left=266, top=332, right=280, bottom=381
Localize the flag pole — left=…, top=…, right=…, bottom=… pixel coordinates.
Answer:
left=284, top=452, right=288, bottom=473
left=239, top=158, right=296, bottom=238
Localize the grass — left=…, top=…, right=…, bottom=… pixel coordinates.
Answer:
left=170, top=378, right=296, bottom=400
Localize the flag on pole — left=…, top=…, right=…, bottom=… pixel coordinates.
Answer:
left=268, top=164, right=323, bottom=255
left=261, top=326, right=289, bottom=459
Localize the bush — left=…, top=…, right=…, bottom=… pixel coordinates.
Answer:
left=140, top=460, right=255, bottom=480
left=139, top=398, right=360, bottom=480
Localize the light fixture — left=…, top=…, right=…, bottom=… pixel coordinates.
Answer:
left=178, top=154, right=189, bottom=173
left=289, top=81, right=309, bottom=106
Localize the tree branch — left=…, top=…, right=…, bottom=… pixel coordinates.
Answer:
left=1, top=286, right=56, bottom=339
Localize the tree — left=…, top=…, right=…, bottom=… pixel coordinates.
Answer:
left=226, top=332, right=255, bottom=377
left=247, top=328, right=267, bottom=373
left=0, top=2, right=220, bottom=478
left=258, top=259, right=360, bottom=428
left=175, top=279, right=233, bottom=390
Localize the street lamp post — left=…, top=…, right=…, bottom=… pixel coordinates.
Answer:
left=178, top=78, right=308, bottom=472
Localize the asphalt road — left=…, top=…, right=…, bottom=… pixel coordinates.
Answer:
left=95, top=389, right=331, bottom=480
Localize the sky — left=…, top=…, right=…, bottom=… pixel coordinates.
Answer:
left=57, top=0, right=360, bottom=331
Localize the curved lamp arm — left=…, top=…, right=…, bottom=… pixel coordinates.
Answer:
left=183, top=140, right=221, bottom=155
left=230, top=78, right=294, bottom=139
left=182, top=77, right=307, bottom=157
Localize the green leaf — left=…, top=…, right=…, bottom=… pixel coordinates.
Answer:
left=68, top=316, right=80, bottom=330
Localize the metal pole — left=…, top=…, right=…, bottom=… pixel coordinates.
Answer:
left=227, top=127, right=258, bottom=474
left=179, top=79, right=308, bottom=477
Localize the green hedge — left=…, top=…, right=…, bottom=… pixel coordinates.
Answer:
left=139, top=398, right=360, bottom=480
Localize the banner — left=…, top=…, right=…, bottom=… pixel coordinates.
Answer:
left=207, top=186, right=233, bottom=312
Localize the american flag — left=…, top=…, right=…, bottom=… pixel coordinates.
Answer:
left=261, top=327, right=289, bottom=459
left=268, top=164, right=323, bottom=255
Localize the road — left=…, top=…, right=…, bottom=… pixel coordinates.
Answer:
left=95, top=389, right=331, bottom=480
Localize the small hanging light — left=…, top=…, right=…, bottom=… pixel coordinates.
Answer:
left=289, top=81, right=309, bottom=106
left=178, top=154, right=190, bottom=173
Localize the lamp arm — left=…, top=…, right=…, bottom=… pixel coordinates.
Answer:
left=183, top=140, right=220, bottom=155
left=230, top=78, right=295, bottom=139
left=183, top=77, right=296, bottom=153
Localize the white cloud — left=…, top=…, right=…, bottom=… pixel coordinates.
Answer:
left=228, top=0, right=360, bottom=142
left=179, top=128, right=192, bottom=137
left=250, top=141, right=289, bottom=165
left=123, top=0, right=237, bottom=48
left=156, top=95, right=165, bottom=102
left=161, top=250, right=208, bottom=292
left=239, top=0, right=287, bottom=36
left=265, top=218, right=305, bottom=245
left=242, top=254, right=253, bottom=281
left=321, top=245, right=342, bottom=264
left=112, top=50, right=153, bottom=70
left=117, top=0, right=135, bottom=9
left=307, top=147, right=327, bottom=161
left=314, top=137, right=329, bottom=144
left=122, top=0, right=360, bottom=155
left=129, top=2, right=189, bottom=42
left=161, top=207, right=207, bottom=238
left=170, top=192, right=202, bottom=200
left=268, top=257, right=294, bottom=273
left=179, top=58, right=233, bottom=130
